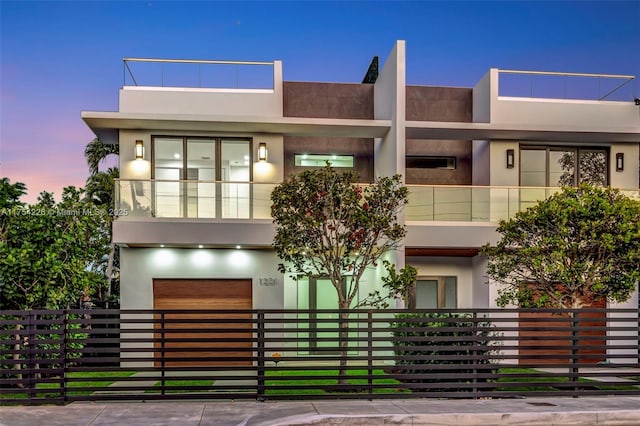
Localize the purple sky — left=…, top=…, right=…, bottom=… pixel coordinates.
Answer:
left=2, top=1, right=639, bottom=203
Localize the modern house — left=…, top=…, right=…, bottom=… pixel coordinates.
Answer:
left=82, top=41, right=639, bottom=360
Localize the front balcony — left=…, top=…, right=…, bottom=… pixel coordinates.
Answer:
left=115, top=179, right=276, bottom=220
left=115, top=179, right=640, bottom=223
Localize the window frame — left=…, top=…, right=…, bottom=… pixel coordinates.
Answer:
left=519, top=145, right=608, bottom=187
left=293, top=153, right=355, bottom=169
left=151, top=135, right=253, bottom=181
left=412, top=276, right=457, bottom=309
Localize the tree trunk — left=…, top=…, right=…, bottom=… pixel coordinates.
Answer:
left=338, top=302, right=350, bottom=386
left=105, top=242, right=116, bottom=300
left=12, top=322, right=23, bottom=386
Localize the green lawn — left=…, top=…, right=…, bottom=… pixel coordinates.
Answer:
left=496, top=368, right=640, bottom=392
left=265, top=369, right=407, bottom=395
left=0, top=371, right=136, bottom=399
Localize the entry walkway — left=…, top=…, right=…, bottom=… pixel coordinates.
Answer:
left=2, top=396, right=640, bottom=425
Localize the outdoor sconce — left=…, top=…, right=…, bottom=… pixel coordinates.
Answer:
left=258, top=142, right=268, bottom=162
left=135, top=140, right=144, bottom=160
left=616, top=153, right=624, bottom=171
left=506, top=149, right=515, bottom=169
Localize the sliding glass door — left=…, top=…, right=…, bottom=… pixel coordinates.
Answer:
left=153, top=137, right=251, bottom=218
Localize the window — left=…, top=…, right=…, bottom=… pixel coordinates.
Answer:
left=406, top=156, right=456, bottom=170
left=296, top=276, right=357, bottom=353
left=294, top=154, right=354, bottom=168
left=520, top=146, right=607, bottom=187
left=152, top=136, right=251, bottom=218
left=414, top=277, right=457, bottom=309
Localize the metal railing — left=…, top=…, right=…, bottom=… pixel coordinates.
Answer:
left=498, top=69, right=636, bottom=102
left=114, top=180, right=640, bottom=222
left=1, top=308, right=639, bottom=404
left=123, top=58, right=275, bottom=89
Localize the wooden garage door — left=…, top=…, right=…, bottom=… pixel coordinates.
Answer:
left=153, top=279, right=252, bottom=367
left=518, top=298, right=606, bottom=365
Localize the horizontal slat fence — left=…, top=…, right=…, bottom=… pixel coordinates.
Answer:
left=1, top=308, right=639, bottom=404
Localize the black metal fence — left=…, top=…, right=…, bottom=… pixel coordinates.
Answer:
left=1, top=308, right=639, bottom=404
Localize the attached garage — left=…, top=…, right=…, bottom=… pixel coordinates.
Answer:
left=153, top=279, right=253, bottom=366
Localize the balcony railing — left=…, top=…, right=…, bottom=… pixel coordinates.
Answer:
left=115, top=179, right=276, bottom=220
left=498, top=69, right=636, bottom=102
left=123, top=58, right=276, bottom=89
left=114, top=180, right=640, bottom=222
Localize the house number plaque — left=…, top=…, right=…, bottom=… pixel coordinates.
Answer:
left=259, top=278, right=278, bottom=287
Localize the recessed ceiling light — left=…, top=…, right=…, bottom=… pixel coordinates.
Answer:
left=236, top=245, right=241, bottom=249
left=244, top=155, right=249, bottom=160
left=174, top=153, right=180, bottom=159
left=198, top=244, right=203, bottom=249
left=160, top=244, right=165, bottom=248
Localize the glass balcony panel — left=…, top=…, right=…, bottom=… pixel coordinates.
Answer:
left=156, top=181, right=182, bottom=218
left=406, top=186, right=434, bottom=221
left=434, top=187, right=471, bottom=221
left=114, top=180, right=640, bottom=222
left=221, top=182, right=251, bottom=219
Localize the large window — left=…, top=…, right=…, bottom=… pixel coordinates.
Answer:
left=297, top=276, right=357, bottom=353
left=520, top=146, right=608, bottom=187
left=152, top=136, right=251, bottom=218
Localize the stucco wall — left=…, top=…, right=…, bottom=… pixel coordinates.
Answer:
left=406, top=86, right=472, bottom=122
left=120, top=247, right=283, bottom=310
left=283, top=82, right=373, bottom=119
left=405, top=139, right=472, bottom=185
left=283, top=136, right=374, bottom=182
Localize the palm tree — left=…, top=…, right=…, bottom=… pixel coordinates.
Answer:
left=0, top=177, right=27, bottom=208
left=85, top=167, right=119, bottom=207
left=84, top=137, right=119, bottom=176
left=84, top=138, right=120, bottom=307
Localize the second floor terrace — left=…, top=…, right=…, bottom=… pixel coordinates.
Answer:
left=114, top=179, right=640, bottom=224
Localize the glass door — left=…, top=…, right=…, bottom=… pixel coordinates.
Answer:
left=186, top=138, right=216, bottom=218
left=221, top=139, right=251, bottom=218
left=154, top=137, right=184, bottom=217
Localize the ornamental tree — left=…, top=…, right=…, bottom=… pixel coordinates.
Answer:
left=271, top=165, right=408, bottom=380
left=0, top=185, right=110, bottom=311
left=482, top=184, right=640, bottom=309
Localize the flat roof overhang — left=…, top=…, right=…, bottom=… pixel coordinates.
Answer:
left=81, top=111, right=392, bottom=144
left=406, top=121, right=640, bottom=143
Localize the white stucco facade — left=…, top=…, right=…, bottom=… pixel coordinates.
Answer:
left=82, top=41, right=639, bottom=320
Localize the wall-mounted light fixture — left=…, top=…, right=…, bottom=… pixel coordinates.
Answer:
left=135, top=140, right=144, bottom=160
left=258, top=142, right=268, bottom=162
left=616, top=153, right=624, bottom=171
left=506, top=149, right=515, bottom=169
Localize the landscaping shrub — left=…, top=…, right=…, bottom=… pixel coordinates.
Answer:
left=0, top=313, right=88, bottom=384
left=389, top=312, right=498, bottom=392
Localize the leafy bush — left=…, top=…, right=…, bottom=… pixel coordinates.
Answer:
left=389, top=312, right=498, bottom=392
left=1, top=313, right=88, bottom=384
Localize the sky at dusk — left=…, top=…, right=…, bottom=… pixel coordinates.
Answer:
left=1, top=1, right=639, bottom=203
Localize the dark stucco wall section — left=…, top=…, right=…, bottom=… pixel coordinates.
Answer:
left=405, top=86, right=472, bottom=185
left=283, top=82, right=374, bottom=119
left=406, top=139, right=472, bottom=185
left=284, top=136, right=374, bottom=183
left=283, top=82, right=374, bottom=182
left=406, top=86, right=472, bottom=122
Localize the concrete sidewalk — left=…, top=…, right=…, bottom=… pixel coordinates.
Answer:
left=1, top=396, right=640, bottom=425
